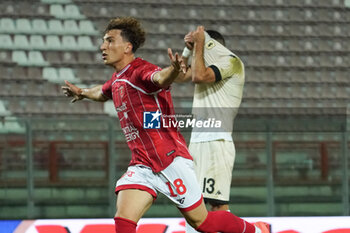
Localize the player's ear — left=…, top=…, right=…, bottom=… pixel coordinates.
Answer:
left=125, top=42, right=133, bottom=53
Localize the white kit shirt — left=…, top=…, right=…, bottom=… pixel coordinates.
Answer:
left=190, top=32, right=245, bottom=143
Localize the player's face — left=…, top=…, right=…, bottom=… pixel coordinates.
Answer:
left=100, top=29, right=132, bottom=66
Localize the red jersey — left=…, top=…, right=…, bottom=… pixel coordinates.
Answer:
left=102, top=58, right=192, bottom=172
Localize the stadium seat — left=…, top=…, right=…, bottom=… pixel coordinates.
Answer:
left=26, top=81, right=41, bottom=97
left=27, top=51, right=49, bottom=66
left=43, top=67, right=59, bottom=82
left=32, top=19, right=48, bottom=34
left=65, top=4, right=85, bottom=19
left=45, top=35, right=62, bottom=50
left=0, top=51, right=11, bottom=65
left=75, top=68, right=93, bottom=82
left=0, top=34, right=13, bottom=49
left=27, top=67, right=42, bottom=80
left=0, top=18, right=16, bottom=33
left=44, top=51, right=62, bottom=66
left=58, top=67, right=79, bottom=83
left=13, top=35, right=29, bottom=50
left=63, top=20, right=79, bottom=34
left=49, top=4, right=65, bottom=18
left=29, top=35, right=46, bottom=50
left=0, top=119, right=25, bottom=133
left=48, top=19, right=64, bottom=34
left=79, top=20, right=97, bottom=35
left=0, top=3, right=14, bottom=16
left=16, top=18, right=32, bottom=33
left=42, top=82, right=60, bottom=97
left=87, top=101, right=104, bottom=114
left=42, top=0, right=71, bottom=3
left=62, top=52, right=77, bottom=64
left=0, top=100, right=10, bottom=116
left=12, top=50, right=28, bottom=65
left=77, top=36, right=95, bottom=50
left=0, top=82, right=10, bottom=96
left=77, top=51, right=93, bottom=65
left=62, top=35, right=77, bottom=50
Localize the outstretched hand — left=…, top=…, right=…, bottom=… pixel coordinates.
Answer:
left=168, top=48, right=186, bottom=73
left=61, top=80, right=84, bottom=103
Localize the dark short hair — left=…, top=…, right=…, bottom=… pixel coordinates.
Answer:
left=104, top=17, right=146, bottom=53
left=206, top=30, right=225, bottom=46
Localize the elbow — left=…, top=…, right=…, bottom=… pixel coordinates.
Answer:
left=192, top=74, right=204, bottom=84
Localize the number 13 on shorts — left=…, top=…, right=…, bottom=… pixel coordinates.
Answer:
left=166, top=178, right=187, bottom=197
left=203, top=177, right=215, bottom=194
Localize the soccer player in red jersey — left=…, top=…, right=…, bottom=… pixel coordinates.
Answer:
left=62, top=17, right=270, bottom=233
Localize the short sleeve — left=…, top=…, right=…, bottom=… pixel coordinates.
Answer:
left=101, top=78, right=113, bottom=99
left=138, top=63, right=162, bottom=92
left=210, top=56, right=244, bottom=82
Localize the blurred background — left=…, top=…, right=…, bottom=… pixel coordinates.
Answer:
left=0, top=0, right=349, bottom=220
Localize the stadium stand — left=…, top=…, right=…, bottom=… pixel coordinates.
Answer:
left=0, top=0, right=349, bottom=219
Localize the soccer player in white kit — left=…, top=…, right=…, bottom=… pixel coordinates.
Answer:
left=176, top=26, right=250, bottom=233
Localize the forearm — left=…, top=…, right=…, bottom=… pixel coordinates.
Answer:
left=192, top=41, right=207, bottom=82
left=153, top=66, right=180, bottom=88
left=191, top=41, right=216, bottom=83
left=174, top=56, right=192, bottom=83
left=81, top=85, right=108, bottom=102
left=174, top=68, right=192, bottom=83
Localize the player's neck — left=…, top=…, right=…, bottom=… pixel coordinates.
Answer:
left=114, top=55, right=135, bottom=73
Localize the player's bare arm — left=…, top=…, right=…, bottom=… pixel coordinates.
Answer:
left=174, top=57, right=192, bottom=83
left=192, top=26, right=216, bottom=84
left=152, top=48, right=183, bottom=88
left=174, top=31, right=194, bottom=83
left=62, top=80, right=108, bottom=103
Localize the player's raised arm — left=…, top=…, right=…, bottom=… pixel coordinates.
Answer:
left=174, top=31, right=194, bottom=83
left=152, top=48, right=184, bottom=88
left=191, top=26, right=216, bottom=83
left=61, top=80, right=108, bottom=103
